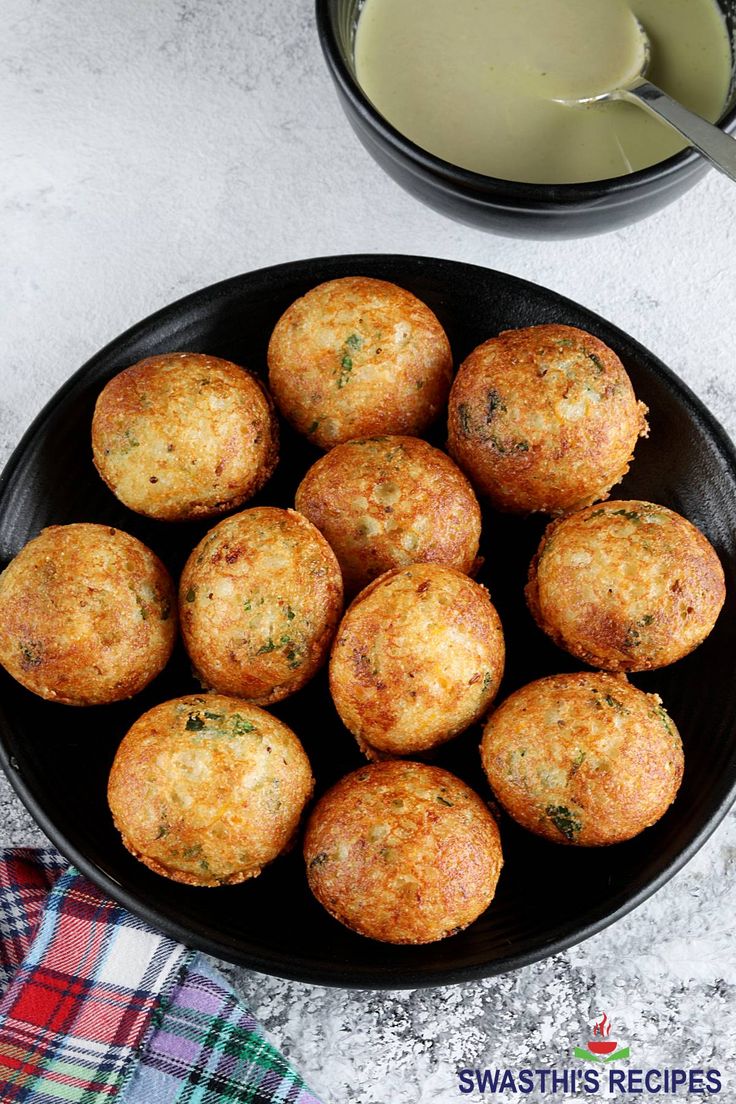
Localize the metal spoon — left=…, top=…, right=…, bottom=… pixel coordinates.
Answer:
left=561, top=18, right=736, bottom=183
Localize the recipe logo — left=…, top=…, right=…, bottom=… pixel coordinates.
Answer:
left=457, top=1012, right=723, bottom=1096
left=573, top=1012, right=630, bottom=1064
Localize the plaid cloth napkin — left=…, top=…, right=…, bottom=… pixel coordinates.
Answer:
left=0, top=848, right=321, bottom=1104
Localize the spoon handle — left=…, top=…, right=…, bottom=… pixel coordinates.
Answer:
left=618, top=79, right=736, bottom=184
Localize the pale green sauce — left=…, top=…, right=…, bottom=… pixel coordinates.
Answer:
left=355, top=0, right=733, bottom=183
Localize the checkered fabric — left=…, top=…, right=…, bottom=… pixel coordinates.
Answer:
left=0, top=849, right=321, bottom=1104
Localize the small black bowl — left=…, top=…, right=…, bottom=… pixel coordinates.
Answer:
left=316, top=0, right=736, bottom=238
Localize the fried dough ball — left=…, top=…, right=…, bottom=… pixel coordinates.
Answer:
left=294, top=435, right=481, bottom=595
left=526, top=500, right=726, bottom=671
left=0, top=524, right=175, bottom=705
left=447, top=324, right=648, bottom=514
left=267, top=277, right=452, bottom=450
left=304, top=760, right=503, bottom=943
left=92, top=352, right=278, bottom=521
left=180, top=507, right=343, bottom=705
left=108, top=694, right=314, bottom=886
left=480, top=673, right=683, bottom=846
left=329, top=564, right=504, bottom=758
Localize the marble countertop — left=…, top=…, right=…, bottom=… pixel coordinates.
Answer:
left=3, top=1, right=736, bottom=1100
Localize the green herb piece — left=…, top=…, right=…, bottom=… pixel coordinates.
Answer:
left=570, top=750, right=586, bottom=775
left=486, top=388, right=507, bottom=421
left=345, top=333, right=362, bottom=350
left=232, top=714, right=256, bottom=735
left=19, top=642, right=42, bottom=669
left=437, top=795, right=454, bottom=807
left=283, top=637, right=304, bottom=669
left=384, top=443, right=406, bottom=463
left=654, top=705, right=675, bottom=738
left=256, top=638, right=277, bottom=655
left=612, top=509, right=642, bottom=521
left=546, top=804, right=582, bottom=841
left=586, top=509, right=607, bottom=520
left=458, top=403, right=473, bottom=438
left=204, top=711, right=224, bottom=721
left=121, top=428, right=140, bottom=453
left=185, top=714, right=205, bottom=731
left=587, top=352, right=605, bottom=374
left=185, top=588, right=196, bottom=603
left=415, top=379, right=425, bottom=390
left=640, top=614, right=654, bottom=626
left=243, top=598, right=252, bottom=611
left=309, top=852, right=329, bottom=868
left=307, top=419, right=321, bottom=435
left=183, top=844, right=202, bottom=859
left=514, top=440, right=530, bottom=452
left=337, top=354, right=354, bottom=387
left=285, top=605, right=296, bottom=621
left=556, top=338, right=574, bottom=349
left=482, top=671, right=492, bottom=692
left=155, top=824, right=170, bottom=839
left=603, top=694, right=628, bottom=714
left=159, top=600, right=171, bottom=621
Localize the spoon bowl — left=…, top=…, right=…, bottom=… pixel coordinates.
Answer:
left=559, top=18, right=736, bottom=183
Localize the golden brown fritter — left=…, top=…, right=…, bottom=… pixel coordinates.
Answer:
left=526, top=500, right=726, bottom=671
left=92, top=352, right=279, bottom=521
left=304, top=760, right=503, bottom=943
left=329, top=563, right=504, bottom=758
left=447, top=324, right=648, bottom=514
left=267, top=277, right=452, bottom=450
left=108, top=694, right=314, bottom=886
left=0, top=524, right=176, bottom=706
left=294, top=435, right=481, bottom=595
left=480, top=672, right=684, bottom=846
left=180, top=507, right=343, bottom=705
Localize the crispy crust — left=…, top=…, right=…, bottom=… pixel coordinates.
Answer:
left=268, top=277, right=452, bottom=450
left=108, top=694, right=314, bottom=886
left=329, top=563, right=505, bottom=756
left=0, top=524, right=176, bottom=705
left=303, top=760, right=503, bottom=943
left=295, top=435, right=481, bottom=595
left=447, top=324, right=648, bottom=514
left=92, top=352, right=279, bottom=521
left=526, top=500, right=726, bottom=671
left=480, top=672, right=684, bottom=846
left=179, top=507, right=343, bottom=705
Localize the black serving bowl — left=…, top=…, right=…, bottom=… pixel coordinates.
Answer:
left=316, top=0, right=736, bottom=238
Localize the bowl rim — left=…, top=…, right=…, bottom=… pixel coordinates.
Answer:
left=2, top=252, right=736, bottom=990
left=315, top=0, right=736, bottom=203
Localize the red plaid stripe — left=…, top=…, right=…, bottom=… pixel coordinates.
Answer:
left=0, top=860, right=190, bottom=1102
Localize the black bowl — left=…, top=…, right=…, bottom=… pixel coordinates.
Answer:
left=1, top=254, right=736, bottom=989
left=316, top=0, right=736, bottom=238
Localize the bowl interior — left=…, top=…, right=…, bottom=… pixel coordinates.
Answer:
left=322, top=0, right=736, bottom=188
left=1, top=254, right=736, bottom=988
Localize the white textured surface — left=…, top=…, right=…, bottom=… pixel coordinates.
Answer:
left=2, top=1, right=736, bottom=1100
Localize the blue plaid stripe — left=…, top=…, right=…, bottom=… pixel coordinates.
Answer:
left=122, top=959, right=321, bottom=1104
